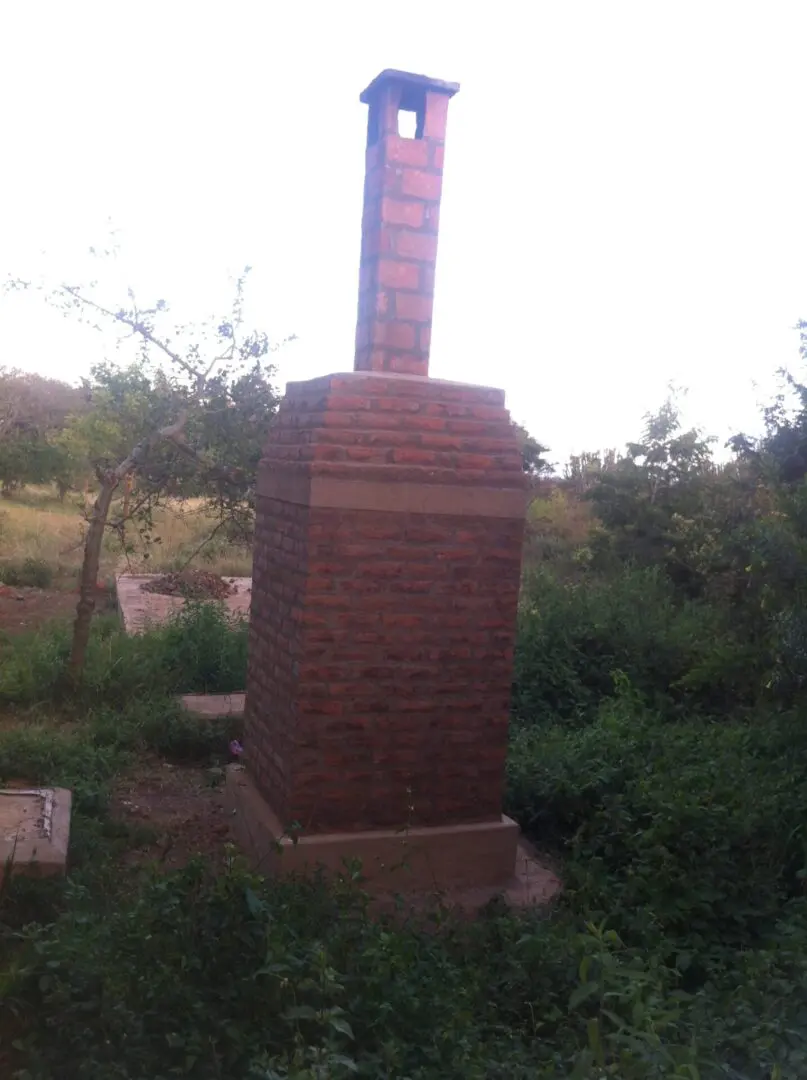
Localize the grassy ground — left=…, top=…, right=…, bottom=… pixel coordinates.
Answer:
left=0, top=486, right=252, bottom=589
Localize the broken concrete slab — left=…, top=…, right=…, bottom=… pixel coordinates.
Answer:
left=116, top=574, right=251, bottom=634
left=180, top=693, right=245, bottom=720
left=0, top=787, right=72, bottom=886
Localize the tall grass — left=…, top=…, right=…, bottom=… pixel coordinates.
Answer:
left=0, top=487, right=252, bottom=587
left=0, top=603, right=249, bottom=708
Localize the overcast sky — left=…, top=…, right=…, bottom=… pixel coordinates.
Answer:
left=1, top=1, right=805, bottom=466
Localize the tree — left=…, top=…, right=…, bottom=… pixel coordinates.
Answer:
left=514, top=424, right=551, bottom=478
left=0, top=368, right=85, bottom=496
left=731, top=321, right=807, bottom=487
left=7, top=266, right=287, bottom=686
left=584, top=389, right=719, bottom=590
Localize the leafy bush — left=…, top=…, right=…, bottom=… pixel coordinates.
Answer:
left=513, top=566, right=733, bottom=724
left=4, top=856, right=717, bottom=1080
left=0, top=557, right=54, bottom=589
left=508, top=680, right=807, bottom=951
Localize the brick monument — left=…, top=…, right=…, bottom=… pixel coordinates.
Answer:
left=228, top=70, right=528, bottom=892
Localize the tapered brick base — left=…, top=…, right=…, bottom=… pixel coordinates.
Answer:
left=242, top=370, right=526, bottom=891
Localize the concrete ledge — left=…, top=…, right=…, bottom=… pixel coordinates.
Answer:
left=224, top=765, right=530, bottom=896
left=256, top=469, right=527, bottom=517
left=180, top=693, right=245, bottom=720
left=0, top=787, right=72, bottom=886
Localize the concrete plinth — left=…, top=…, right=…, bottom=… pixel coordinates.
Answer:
left=225, top=765, right=527, bottom=896
left=0, top=787, right=72, bottom=885
left=116, top=575, right=251, bottom=634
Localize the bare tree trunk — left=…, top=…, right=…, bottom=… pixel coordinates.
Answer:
left=67, top=476, right=117, bottom=685
left=66, top=411, right=190, bottom=689
left=122, top=472, right=132, bottom=519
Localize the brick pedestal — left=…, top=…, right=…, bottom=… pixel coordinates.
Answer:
left=233, top=370, right=527, bottom=890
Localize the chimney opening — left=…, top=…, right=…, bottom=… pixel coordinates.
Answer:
left=397, top=107, right=424, bottom=140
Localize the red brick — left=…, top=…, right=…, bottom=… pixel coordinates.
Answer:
left=385, top=135, right=429, bottom=167
left=423, top=91, right=449, bottom=139
left=395, top=292, right=432, bottom=322
left=346, top=446, right=377, bottom=462
left=420, top=325, right=431, bottom=352
left=389, top=356, right=428, bottom=376
left=400, top=168, right=442, bottom=200
left=394, top=230, right=438, bottom=262
left=371, top=320, right=417, bottom=350
left=424, top=204, right=439, bottom=234
left=325, top=395, right=372, bottom=412
left=432, top=142, right=444, bottom=170
left=392, top=448, right=438, bottom=465
left=381, top=197, right=424, bottom=228
left=399, top=414, right=446, bottom=431
left=375, top=395, right=421, bottom=413
left=377, top=259, right=420, bottom=290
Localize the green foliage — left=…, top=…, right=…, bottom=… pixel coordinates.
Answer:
left=0, top=369, right=85, bottom=497
left=0, top=557, right=54, bottom=589
left=3, top=855, right=720, bottom=1080
left=514, top=423, right=551, bottom=477
left=513, top=565, right=736, bottom=723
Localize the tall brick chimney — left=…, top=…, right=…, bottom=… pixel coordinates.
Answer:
left=354, top=70, right=459, bottom=377
left=231, top=69, right=530, bottom=901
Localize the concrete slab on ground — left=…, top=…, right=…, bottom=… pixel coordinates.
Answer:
left=0, top=787, right=72, bottom=886
left=116, top=575, right=252, bottom=634
left=180, top=693, right=246, bottom=719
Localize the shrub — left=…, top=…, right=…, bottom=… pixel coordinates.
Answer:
left=513, top=565, right=729, bottom=724
left=507, top=682, right=807, bottom=951
left=4, top=856, right=715, bottom=1080
left=0, top=557, right=54, bottom=589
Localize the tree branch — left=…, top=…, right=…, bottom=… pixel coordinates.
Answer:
left=60, top=286, right=204, bottom=386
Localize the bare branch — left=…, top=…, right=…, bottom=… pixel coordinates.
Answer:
left=177, top=518, right=230, bottom=572
left=60, top=286, right=204, bottom=386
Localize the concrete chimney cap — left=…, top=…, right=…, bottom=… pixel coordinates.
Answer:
left=360, top=69, right=460, bottom=106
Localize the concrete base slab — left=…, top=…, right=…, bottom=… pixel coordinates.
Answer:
left=116, top=574, right=252, bottom=634
left=0, top=787, right=72, bottom=886
left=180, top=693, right=245, bottom=720
left=224, top=766, right=558, bottom=906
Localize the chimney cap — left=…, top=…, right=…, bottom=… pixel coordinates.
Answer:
left=360, top=69, right=460, bottom=106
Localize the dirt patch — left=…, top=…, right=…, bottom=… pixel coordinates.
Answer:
left=0, top=586, right=113, bottom=636
left=140, top=570, right=239, bottom=601
left=111, top=762, right=231, bottom=871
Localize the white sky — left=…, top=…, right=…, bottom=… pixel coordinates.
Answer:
left=1, top=1, right=805, bottom=466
